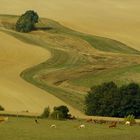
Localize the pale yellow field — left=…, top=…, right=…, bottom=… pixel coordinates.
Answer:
left=0, top=30, right=85, bottom=117
left=0, top=0, right=140, bottom=50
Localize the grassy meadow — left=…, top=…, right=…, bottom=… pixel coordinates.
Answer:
left=0, top=117, right=140, bottom=140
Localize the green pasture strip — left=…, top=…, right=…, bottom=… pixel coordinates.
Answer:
left=0, top=117, right=140, bottom=140
left=71, top=64, right=140, bottom=88
left=40, top=18, right=140, bottom=55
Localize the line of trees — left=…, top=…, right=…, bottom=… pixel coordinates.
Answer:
left=85, top=81, right=140, bottom=118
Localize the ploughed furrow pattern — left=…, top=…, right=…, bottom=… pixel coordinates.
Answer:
left=0, top=16, right=140, bottom=114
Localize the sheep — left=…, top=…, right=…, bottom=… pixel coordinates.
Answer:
left=125, top=121, right=131, bottom=125
left=0, top=116, right=8, bottom=123
left=86, top=118, right=92, bottom=123
left=109, top=121, right=117, bottom=128
left=50, top=124, right=56, bottom=128
left=79, top=124, right=85, bottom=128
left=34, top=119, right=39, bottom=124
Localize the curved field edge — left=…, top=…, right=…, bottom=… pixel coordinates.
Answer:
left=1, top=15, right=140, bottom=113
left=1, top=15, right=139, bottom=55
left=71, top=64, right=140, bottom=88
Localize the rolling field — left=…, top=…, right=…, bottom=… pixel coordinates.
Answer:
left=0, top=1, right=140, bottom=139
left=0, top=15, right=140, bottom=116
left=0, top=0, right=140, bottom=51
left=0, top=16, right=87, bottom=117
left=0, top=117, right=140, bottom=140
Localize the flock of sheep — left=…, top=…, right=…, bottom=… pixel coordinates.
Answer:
left=0, top=116, right=134, bottom=129
left=49, top=121, right=132, bottom=129
left=34, top=118, right=133, bottom=129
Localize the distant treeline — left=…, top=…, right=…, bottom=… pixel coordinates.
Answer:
left=85, top=81, right=140, bottom=118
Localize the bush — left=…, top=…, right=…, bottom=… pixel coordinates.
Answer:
left=15, top=10, right=39, bottom=32
left=41, top=106, right=50, bottom=118
left=51, top=110, right=64, bottom=120
left=51, top=105, right=70, bottom=120
left=0, top=105, right=4, bottom=111
left=85, top=82, right=140, bottom=118
left=54, top=105, right=69, bottom=119
left=124, top=115, right=136, bottom=124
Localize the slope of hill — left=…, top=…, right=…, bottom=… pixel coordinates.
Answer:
left=0, top=20, right=87, bottom=117
left=0, top=15, right=140, bottom=114
left=0, top=0, right=140, bottom=51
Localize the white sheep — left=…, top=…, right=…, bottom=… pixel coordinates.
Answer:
left=125, top=121, right=131, bottom=125
left=79, top=124, right=85, bottom=128
left=50, top=124, right=56, bottom=128
left=0, top=117, right=8, bottom=123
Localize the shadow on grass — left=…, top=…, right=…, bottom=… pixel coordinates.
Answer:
left=34, top=27, right=53, bottom=31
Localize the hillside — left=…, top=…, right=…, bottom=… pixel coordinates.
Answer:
left=0, top=16, right=87, bottom=117
left=0, top=0, right=140, bottom=51
left=0, top=15, right=140, bottom=116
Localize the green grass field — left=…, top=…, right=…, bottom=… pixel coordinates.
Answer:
left=0, top=117, right=140, bottom=140
left=71, top=64, right=140, bottom=87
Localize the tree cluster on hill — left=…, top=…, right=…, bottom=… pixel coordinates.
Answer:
left=85, top=82, right=140, bottom=118
left=15, top=10, right=39, bottom=32
left=41, top=105, right=71, bottom=120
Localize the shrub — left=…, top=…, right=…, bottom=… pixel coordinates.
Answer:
left=54, top=105, right=69, bottom=119
left=124, top=115, right=136, bottom=124
left=41, top=106, right=50, bottom=118
left=51, top=105, right=70, bottom=120
left=0, top=105, right=4, bottom=111
left=51, top=110, right=64, bottom=120
left=15, top=10, right=39, bottom=32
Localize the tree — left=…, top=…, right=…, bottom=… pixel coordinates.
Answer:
left=85, top=82, right=140, bottom=118
left=51, top=110, right=64, bottom=120
left=85, top=81, right=118, bottom=117
left=0, top=105, right=4, bottom=111
left=51, top=105, right=70, bottom=119
left=119, top=83, right=140, bottom=117
left=41, top=106, right=50, bottom=118
left=15, top=10, right=39, bottom=32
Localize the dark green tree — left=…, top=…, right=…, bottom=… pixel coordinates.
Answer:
left=119, top=83, right=140, bottom=117
left=85, top=81, right=118, bottom=116
left=53, top=105, right=70, bottom=119
left=0, top=105, right=4, bottom=111
left=85, top=82, right=140, bottom=118
left=51, top=110, right=64, bottom=120
left=41, top=106, right=50, bottom=118
left=15, top=10, right=39, bottom=32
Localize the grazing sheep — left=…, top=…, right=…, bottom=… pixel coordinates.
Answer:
left=86, top=118, right=92, bottom=123
left=125, top=121, right=131, bottom=125
left=79, top=124, right=85, bottom=128
left=0, top=117, right=8, bottom=123
left=35, top=119, right=39, bottom=124
left=50, top=124, right=56, bottom=128
left=93, top=119, right=106, bottom=124
left=109, top=121, right=117, bottom=128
